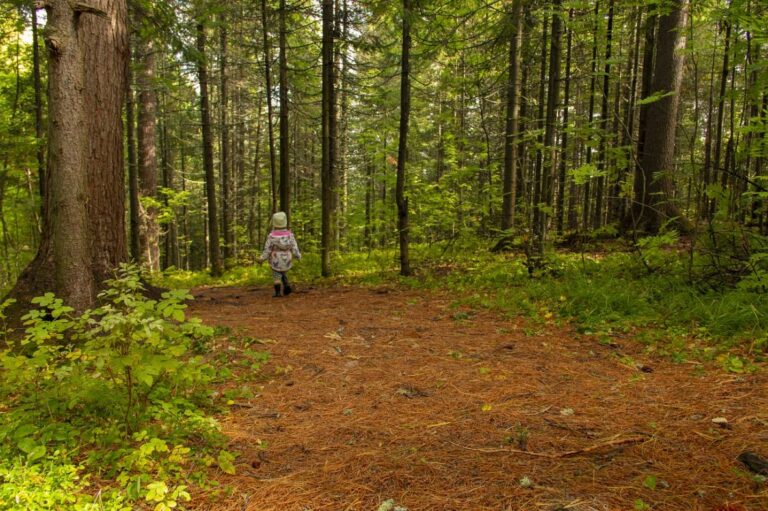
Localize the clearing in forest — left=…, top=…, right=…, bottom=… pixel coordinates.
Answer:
left=189, top=285, right=768, bottom=511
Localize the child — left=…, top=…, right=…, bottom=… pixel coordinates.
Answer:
left=258, top=212, right=302, bottom=297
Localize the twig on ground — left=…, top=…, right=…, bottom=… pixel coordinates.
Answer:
left=450, top=434, right=650, bottom=459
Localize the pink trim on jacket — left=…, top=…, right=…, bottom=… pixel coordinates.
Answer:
left=271, top=230, right=292, bottom=236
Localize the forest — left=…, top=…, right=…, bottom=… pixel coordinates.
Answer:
left=0, top=0, right=768, bottom=509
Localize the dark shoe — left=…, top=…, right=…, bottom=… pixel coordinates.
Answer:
left=273, top=284, right=281, bottom=298
left=281, top=274, right=292, bottom=296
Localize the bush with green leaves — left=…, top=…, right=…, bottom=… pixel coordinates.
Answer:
left=0, top=265, right=234, bottom=509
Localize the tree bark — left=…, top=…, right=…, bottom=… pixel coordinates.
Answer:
left=626, top=8, right=656, bottom=233
left=532, top=15, right=548, bottom=234
left=632, top=0, right=692, bottom=234
left=532, top=1, right=562, bottom=263
left=196, top=20, right=223, bottom=276
left=583, top=1, right=600, bottom=231
left=593, top=0, right=614, bottom=229
left=159, top=92, right=179, bottom=269
left=136, top=6, right=160, bottom=272
left=32, top=7, right=45, bottom=217
left=220, top=14, right=234, bottom=263
left=713, top=13, right=732, bottom=201
left=501, top=0, right=523, bottom=233
left=396, top=0, right=412, bottom=276
left=8, top=0, right=128, bottom=312
left=126, top=40, right=140, bottom=261
left=336, top=0, right=349, bottom=247
left=278, top=0, right=290, bottom=218
left=321, top=0, right=335, bottom=276
left=612, top=7, right=642, bottom=226
left=260, top=0, right=278, bottom=213
left=556, top=8, right=573, bottom=235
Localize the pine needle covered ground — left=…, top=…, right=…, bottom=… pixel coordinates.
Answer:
left=189, top=284, right=768, bottom=511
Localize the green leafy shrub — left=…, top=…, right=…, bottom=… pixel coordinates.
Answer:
left=0, top=265, right=235, bottom=508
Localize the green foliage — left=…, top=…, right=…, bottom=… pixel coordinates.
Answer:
left=0, top=461, right=129, bottom=510
left=0, top=265, right=244, bottom=507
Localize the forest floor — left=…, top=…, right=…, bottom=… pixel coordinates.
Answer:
left=188, top=284, right=768, bottom=511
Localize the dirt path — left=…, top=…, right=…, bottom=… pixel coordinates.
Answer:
left=189, top=285, right=768, bottom=511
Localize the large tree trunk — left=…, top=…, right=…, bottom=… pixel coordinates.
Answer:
left=321, top=0, right=335, bottom=276
left=196, top=20, right=223, bottom=277
left=396, top=0, right=412, bottom=276
left=632, top=0, right=692, bottom=234
left=136, top=6, right=160, bottom=272
left=278, top=0, right=290, bottom=218
left=500, top=0, right=523, bottom=233
left=8, top=0, right=128, bottom=312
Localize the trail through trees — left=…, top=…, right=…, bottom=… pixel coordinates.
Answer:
left=190, top=285, right=768, bottom=511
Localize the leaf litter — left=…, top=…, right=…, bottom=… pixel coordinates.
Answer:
left=189, top=285, right=768, bottom=510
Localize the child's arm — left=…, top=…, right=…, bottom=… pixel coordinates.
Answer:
left=290, top=234, right=302, bottom=260
left=258, top=236, right=272, bottom=263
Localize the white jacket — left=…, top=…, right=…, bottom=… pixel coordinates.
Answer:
left=260, top=230, right=301, bottom=272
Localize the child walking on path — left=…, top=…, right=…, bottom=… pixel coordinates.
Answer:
left=259, top=212, right=302, bottom=297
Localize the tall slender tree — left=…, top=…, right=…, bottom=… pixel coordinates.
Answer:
left=594, top=0, right=614, bottom=229
left=135, top=4, right=160, bottom=271
left=260, top=0, right=278, bottom=213
left=220, top=12, right=234, bottom=263
left=278, top=0, right=290, bottom=218
left=396, top=0, right=412, bottom=276
left=501, top=0, right=523, bottom=235
left=196, top=17, right=223, bottom=276
left=321, top=0, right=335, bottom=276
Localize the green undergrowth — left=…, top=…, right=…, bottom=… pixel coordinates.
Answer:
left=418, top=249, right=767, bottom=365
left=0, top=265, right=267, bottom=510
left=155, top=237, right=767, bottom=367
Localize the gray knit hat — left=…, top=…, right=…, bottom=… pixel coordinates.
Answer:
left=272, top=211, right=287, bottom=229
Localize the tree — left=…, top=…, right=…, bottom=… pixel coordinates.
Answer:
left=220, top=11, right=234, bottom=263
left=321, top=0, right=335, bottom=276
left=31, top=6, right=45, bottom=213
left=556, top=8, right=574, bottom=235
left=500, top=0, right=523, bottom=234
left=396, top=0, right=412, bottom=276
left=593, top=0, right=614, bottom=229
left=8, top=0, right=128, bottom=312
left=135, top=2, right=160, bottom=271
left=632, top=0, right=692, bottom=234
left=531, top=1, right=562, bottom=265
left=195, top=17, right=223, bottom=277
left=278, top=0, right=290, bottom=218
left=260, top=0, right=278, bottom=213
left=126, top=39, right=140, bottom=261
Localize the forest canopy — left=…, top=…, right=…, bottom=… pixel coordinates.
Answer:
left=0, top=0, right=766, bottom=296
